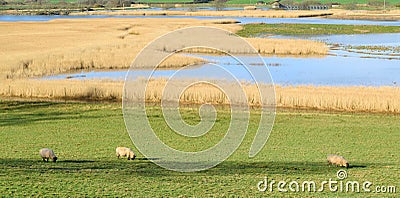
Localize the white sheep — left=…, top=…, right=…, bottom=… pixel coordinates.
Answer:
left=39, top=148, right=58, bottom=162
left=116, top=147, right=136, bottom=160
left=327, top=154, right=349, bottom=168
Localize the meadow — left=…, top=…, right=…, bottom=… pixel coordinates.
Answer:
left=0, top=10, right=399, bottom=197
left=237, top=23, right=400, bottom=37
left=0, top=100, right=398, bottom=196
left=227, top=0, right=400, bottom=5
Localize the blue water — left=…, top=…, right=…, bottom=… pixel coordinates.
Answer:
left=1, top=14, right=400, bottom=26
left=4, top=14, right=398, bottom=86
left=270, top=33, right=400, bottom=46
left=45, top=53, right=400, bottom=87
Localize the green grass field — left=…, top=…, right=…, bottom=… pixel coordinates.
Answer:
left=237, top=23, right=400, bottom=37
left=227, top=0, right=399, bottom=5
left=0, top=100, right=398, bottom=196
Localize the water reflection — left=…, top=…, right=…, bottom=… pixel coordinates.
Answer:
left=44, top=53, right=400, bottom=87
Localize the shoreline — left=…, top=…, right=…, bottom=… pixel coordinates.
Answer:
left=2, top=9, right=400, bottom=21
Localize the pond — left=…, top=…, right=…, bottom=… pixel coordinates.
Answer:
left=44, top=51, right=400, bottom=87
left=2, top=14, right=398, bottom=87
left=1, top=14, right=400, bottom=26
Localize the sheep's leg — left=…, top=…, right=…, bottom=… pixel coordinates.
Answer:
left=42, top=158, right=46, bottom=162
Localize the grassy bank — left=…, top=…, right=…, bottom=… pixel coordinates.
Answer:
left=237, top=23, right=400, bottom=37
left=0, top=101, right=398, bottom=196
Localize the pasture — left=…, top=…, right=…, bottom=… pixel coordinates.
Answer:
left=0, top=101, right=398, bottom=196
left=237, top=23, right=400, bottom=37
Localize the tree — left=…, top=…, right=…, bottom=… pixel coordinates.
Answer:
left=212, top=0, right=226, bottom=11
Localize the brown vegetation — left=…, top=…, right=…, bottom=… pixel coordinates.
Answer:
left=0, top=18, right=327, bottom=79
left=247, top=38, right=327, bottom=55
left=327, top=9, right=400, bottom=21
left=0, top=18, right=239, bottom=79
left=1, top=79, right=399, bottom=113
left=1, top=16, right=392, bottom=114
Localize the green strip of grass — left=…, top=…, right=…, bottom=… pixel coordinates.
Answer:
left=237, top=23, right=400, bottom=37
left=228, top=0, right=400, bottom=4
left=0, top=101, right=399, bottom=196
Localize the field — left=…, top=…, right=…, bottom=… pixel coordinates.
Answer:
left=1, top=5, right=399, bottom=197
left=0, top=101, right=398, bottom=196
left=237, top=23, right=400, bottom=37
left=227, top=0, right=400, bottom=5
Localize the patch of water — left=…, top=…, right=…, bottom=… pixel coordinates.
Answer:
left=270, top=33, right=400, bottom=46
left=1, top=14, right=400, bottom=26
left=4, top=14, right=399, bottom=86
left=44, top=54, right=400, bottom=87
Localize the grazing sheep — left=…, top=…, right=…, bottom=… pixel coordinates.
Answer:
left=327, top=154, right=349, bottom=168
left=116, top=147, right=136, bottom=160
left=39, top=148, right=58, bottom=162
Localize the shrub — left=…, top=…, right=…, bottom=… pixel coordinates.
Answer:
left=343, top=1, right=357, bottom=10
left=300, top=0, right=322, bottom=7
left=368, top=0, right=383, bottom=6
left=212, top=0, right=227, bottom=11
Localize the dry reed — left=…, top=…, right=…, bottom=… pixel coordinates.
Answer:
left=0, top=18, right=239, bottom=79
left=0, top=79, right=123, bottom=101
left=179, top=38, right=328, bottom=56
left=246, top=38, right=327, bottom=55
left=1, top=78, right=399, bottom=113
left=0, top=18, right=327, bottom=79
left=328, top=9, right=400, bottom=21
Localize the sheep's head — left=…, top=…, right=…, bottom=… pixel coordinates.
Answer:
left=345, top=162, right=349, bottom=168
left=52, top=157, right=58, bottom=162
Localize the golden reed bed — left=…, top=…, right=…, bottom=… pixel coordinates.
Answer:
left=0, top=18, right=327, bottom=79
left=327, top=9, right=400, bottom=21
left=1, top=79, right=399, bottom=113
left=1, top=17, right=395, bottom=113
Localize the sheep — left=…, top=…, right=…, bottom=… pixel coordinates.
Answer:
left=116, top=147, right=136, bottom=160
left=39, top=148, right=58, bottom=162
left=327, top=154, right=349, bottom=168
